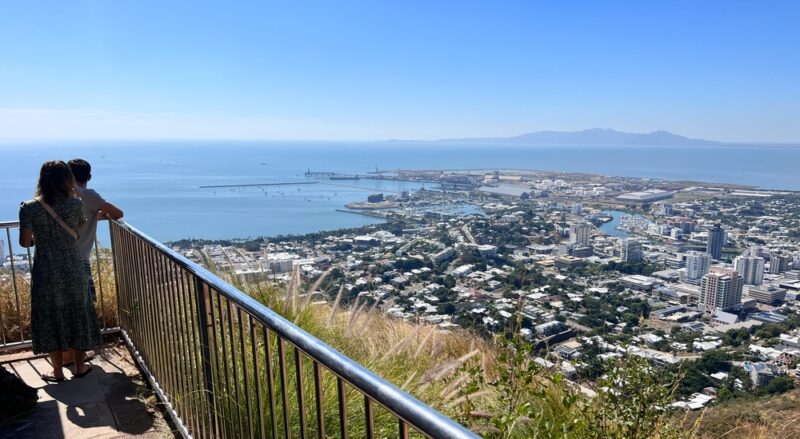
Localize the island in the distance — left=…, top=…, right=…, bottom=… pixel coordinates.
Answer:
left=436, top=128, right=722, bottom=146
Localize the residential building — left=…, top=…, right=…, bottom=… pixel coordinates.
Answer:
left=734, top=255, right=765, bottom=285
left=706, top=223, right=725, bottom=260
left=769, top=254, right=790, bottom=274
left=620, top=238, right=643, bottom=262
left=570, top=223, right=592, bottom=247
left=684, top=251, right=710, bottom=285
left=699, top=269, right=743, bottom=314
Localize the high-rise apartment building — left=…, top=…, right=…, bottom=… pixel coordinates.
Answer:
left=769, top=254, right=790, bottom=274
left=706, top=222, right=725, bottom=260
left=684, top=251, right=710, bottom=285
left=570, top=223, right=592, bottom=247
left=571, top=203, right=582, bottom=214
left=620, top=238, right=643, bottom=262
left=734, top=255, right=765, bottom=285
left=699, top=269, right=743, bottom=314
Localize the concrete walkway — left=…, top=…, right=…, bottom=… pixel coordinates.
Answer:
left=1, top=344, right=172, bottom=438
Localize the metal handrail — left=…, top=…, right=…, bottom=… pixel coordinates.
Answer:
left=109, top=220, right=478, bottom=439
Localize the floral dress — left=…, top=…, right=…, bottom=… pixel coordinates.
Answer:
left=19, top=197, right=102, bottom=354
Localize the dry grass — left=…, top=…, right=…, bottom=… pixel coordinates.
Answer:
left=239, top=269, right=495, bottom=417
left=684, top=389, right=800, bottom=439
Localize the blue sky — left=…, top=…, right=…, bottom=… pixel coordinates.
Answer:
left=0, top=1, right=798, bottom=142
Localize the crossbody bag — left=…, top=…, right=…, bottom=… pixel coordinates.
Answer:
left=35, top=197, right=80, bottom=240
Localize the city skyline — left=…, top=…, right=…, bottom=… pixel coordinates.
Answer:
left=0, top=1, right=798, bottom=142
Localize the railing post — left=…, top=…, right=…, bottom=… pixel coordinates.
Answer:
left=195, top=278, right=218, bottom=437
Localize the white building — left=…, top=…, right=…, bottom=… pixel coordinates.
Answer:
left=570, top=223, right=592, bottom=247
left=734, top=255, right=765, bottom=286
left=699, top=269, right=743, bottom=314
left=620, top=238, right=643, bottom=262
left=684, top=251, right=710, bottom=285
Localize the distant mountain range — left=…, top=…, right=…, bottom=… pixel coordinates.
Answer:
left=436, top=128, right=723, bottom=146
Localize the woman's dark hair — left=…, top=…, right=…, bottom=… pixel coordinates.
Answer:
left=35, top=160, right=76, bottom=205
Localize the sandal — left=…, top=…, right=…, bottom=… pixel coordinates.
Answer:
left=73, top=365, right=93, bottom=379
left=63, top=354, right=95, bottom=367
left=41, top=373, right=66, bottom=383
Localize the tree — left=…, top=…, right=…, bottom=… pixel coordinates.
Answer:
left=765, top=375, right=795, bottom=395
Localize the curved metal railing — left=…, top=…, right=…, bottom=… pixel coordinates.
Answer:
left=109, top=220, right=478, bottom=439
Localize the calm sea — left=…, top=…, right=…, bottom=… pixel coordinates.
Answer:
left=2, top=141, right=799, bottom=243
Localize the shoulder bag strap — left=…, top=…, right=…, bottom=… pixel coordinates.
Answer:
left=35, top=197, right=79, bottom=240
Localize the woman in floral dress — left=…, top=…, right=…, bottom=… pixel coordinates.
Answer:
left=19, top=160, right=101, bottom=382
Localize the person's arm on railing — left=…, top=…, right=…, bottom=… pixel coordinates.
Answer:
left=98, top=202, right=124, bottom=220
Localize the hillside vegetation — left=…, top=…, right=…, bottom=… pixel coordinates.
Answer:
left=6, top=256, right=791, bottom=438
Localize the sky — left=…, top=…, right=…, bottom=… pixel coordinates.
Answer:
left=0, top=1, right=798, bottom=143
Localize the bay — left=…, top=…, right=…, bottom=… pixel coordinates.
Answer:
left=1, top=141, right=798, bottom=243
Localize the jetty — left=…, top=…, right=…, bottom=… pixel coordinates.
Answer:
left=198, top=181, right=318, bottom=189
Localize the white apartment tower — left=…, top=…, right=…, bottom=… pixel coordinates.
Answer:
left=699, top=269, right=743, bottom=314
left=570, top=223, right=592, bottom=247
left=684, top=251, right=710, bottom=285
left=620, top=238, right=643, bottom=262
left=769, top=254, right=790, bottom=274
left=734, top=255, right=765, bottom=286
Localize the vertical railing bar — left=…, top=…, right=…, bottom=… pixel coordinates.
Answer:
left=125, top=227, right=141, bottom=345
left=132, top=234, right=153, bottom=368
left=249, top=315, right=265, bottom=439
left=93, top=237, right=107, bottom=330
left=158, top=252, right=183, bottom=426
left=226, top=299, right=245, bottom=436
left=0, top=229, right=10, bottom=345
left=112, top=224, right=129, bottom=334
left=277, top=336, right=291, bottom=439
left=159, top=251, right=182, bottom=410
left=263, top=327, right=279, bottom=439
left=337, top=377, right=348, bottom=439
left=170, top=263, right=196, bottom=437
left=295, top=346, right=307, bottom=439
left=195, top=278, right=219, bottom=439
left=5, top=227, right=22, bottom=343
left=141, top=237, right=163, bottom=381
left=108, top=222, right=123, bottom=332
left=237, top=308, right=254, bottom=439
left=165, top=257, right=195, bottom=437
left=179, top=267, right=207, bottom=438
left=212, top=291, right=233, bottom=439
left=364, top=396, right=375, bottom=439
left=399, top=420, right=409, bottom=439
left=205, top=288, right=228, bottom=437
left=145, top=239, right=173, bottom=404
left=146, top=245, right=175, bottom=405
left=313, top=361, right=325, bottom=439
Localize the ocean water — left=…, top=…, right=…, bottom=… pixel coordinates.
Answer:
left=1, top=141, right=798, bottom=243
